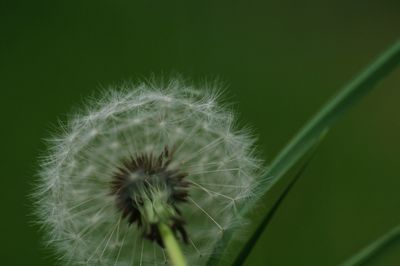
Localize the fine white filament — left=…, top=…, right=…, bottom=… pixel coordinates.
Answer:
left=34, top=79, right=264, bottom=265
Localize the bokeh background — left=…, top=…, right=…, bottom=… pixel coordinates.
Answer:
left=1, top=0, right=400, bottom=265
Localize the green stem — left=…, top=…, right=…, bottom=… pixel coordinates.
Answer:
left=340, top=225, right=400, bottom=266
left=158, top=223, right=187, bottom=266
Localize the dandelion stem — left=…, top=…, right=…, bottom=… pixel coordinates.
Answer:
left=158, top=222, right=187, bottom=266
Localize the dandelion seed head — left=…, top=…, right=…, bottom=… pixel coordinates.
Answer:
left=33, top=78, right=265, bottom=265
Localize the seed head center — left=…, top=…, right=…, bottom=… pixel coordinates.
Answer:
left=110, top=146, right=190, bottom=245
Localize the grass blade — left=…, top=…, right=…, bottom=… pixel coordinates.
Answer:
left=232, top=137, right=323, bottom=266
left=206, top=40, right=400, bottom=266
left=265, top=39, right=400, bottom=189
left=340, top=225, right=400, bottom=266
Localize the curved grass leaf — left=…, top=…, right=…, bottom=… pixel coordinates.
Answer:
left=232, top=135, right=324, bottom=266
left=207, top=39, right=400, bottom=266
left=340, top=225, right=400, bottom=266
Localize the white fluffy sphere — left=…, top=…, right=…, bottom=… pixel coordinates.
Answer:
left=34, top=79, right=263, bottom=265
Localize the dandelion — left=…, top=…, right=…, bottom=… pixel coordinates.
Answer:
left=33, top=78, right=264, bottom=265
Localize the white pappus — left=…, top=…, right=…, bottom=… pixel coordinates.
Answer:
left=33, top=78, right=265, bottom=265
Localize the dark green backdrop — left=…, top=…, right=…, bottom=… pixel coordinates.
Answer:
left=1, top=1, right=400, bottom=265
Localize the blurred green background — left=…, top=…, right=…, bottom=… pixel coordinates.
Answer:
left=1, top=0, right=400, bottom=265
